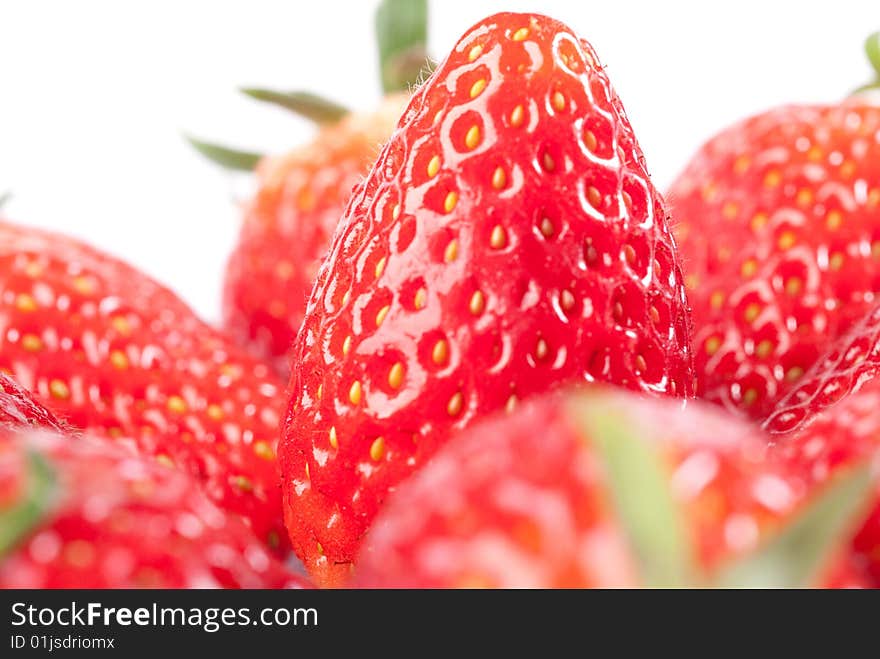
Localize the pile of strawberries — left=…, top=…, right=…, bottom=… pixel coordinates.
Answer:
left=2, top=4, right=880, bottom=589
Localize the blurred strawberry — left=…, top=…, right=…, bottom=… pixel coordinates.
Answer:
left=668, top=35, right=880, bottom=419
left=765, top=301, right=880, bottom=584
left=0, top=371, right=66, bottom=434
left=190, top=0, right=429, bottom=374
left=281, top=12, right=694, bottom=586
left=355, top=388, right=872, bottom=588
left=0, top=220, right=288, bottom=552
left=0, top=427, right=308, bottom=588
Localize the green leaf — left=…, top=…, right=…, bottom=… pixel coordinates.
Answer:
left=714, top=464, right=873, bottom=588
left=375, top=0, right=430, bottom=93
left=239, top=88, right=349, bottom=124
left=0, top=450, right=56, bottom=558
left=571, top=396, right=694, bottom=588
left=866, top=31, right=880, bottom=78
left=184, top=136, right=263, bottom=172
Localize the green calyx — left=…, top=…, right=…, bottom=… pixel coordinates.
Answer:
left=376, top=0, right=431, bottom=93
left=570, top=392, right=874, bottom=588
left=239, top=89, right=350, bottom=124
left=0, top=450, right=56, bottom=558
left=184, top=136, right=263, bottom=172
left=854, top=31, right=880, bottom=94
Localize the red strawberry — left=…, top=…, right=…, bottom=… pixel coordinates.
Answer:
left=223, top=96, right=407, bottom=373
left=0, top=427, right=308, bottom=588
left=764, top=302, right=880, bottom=584
left=0, top=220, right=288, bottom=552
left=0, top=371, right=66, bottom=433
left=668, top=98, right=880, bottom=419
left=280, top=12, right=694, bottom=585
left=355, top=388, right=872, bottom=588
left=192, top=0, right=430, bottom=374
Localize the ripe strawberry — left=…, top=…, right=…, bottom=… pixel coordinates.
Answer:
left=281, top=12, right=694, bottom=586
left=0, top=220, right=288, bottom=552
left=0, top=427, right=308, bottom=588
left=223, top=96, right=408, bottom=373
left=668, top=98, right=880, bottom=420
left=764, top=302, right=880, bottom=584
left=193, top=0, right=430, bottom=374
left=355, top=388, right=872, bottom=588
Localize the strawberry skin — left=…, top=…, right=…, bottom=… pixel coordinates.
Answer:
left=0, top=220, right=288, bottom=551
left=669, top=103, right=880, bottom=419
left=281, top=12, right=693, bottom=585
left=356, top=388, right=869, bottom=588
left=0, top=428, right=308, bottom=588
left=224, top=96, right=408, bottom=374
left=0, top=371, right=66, bottom=433
left=764, top=303, right=880, bottom=584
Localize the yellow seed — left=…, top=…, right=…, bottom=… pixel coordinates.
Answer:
left=722, top=202, right=738, bottom=219
left=414, top=287, right=427, bottom=309
left=156, top=454, right=175, bottom=468
left=465, top=124, right=481, bottom=150
left=750, top=212, right=769, bottom=232
left=540, top=217, right=554, bottom=237
left=586, top=185, right=601, bottom=208
left=21, top=334, right=43, bottom=352
left=649, top=305, right=660, bottom=323
left=23, top=261, right=43, bottom=278
left=72, top=275, right=95, bottom=295
left=447, top=392, right=464, bottom=417
left=825, top=210, right=843, bottom=230
left=763, top=170, right=782, bottom=187
left=733, top=155, right=751, bottom=174
left=64, top=539, right=95, bottom=568
left=705, top=336, right=722, bottom=356
left=710, top=291, right=725, bottom=309
left=388, top=362, right=405, bottom=389
left=349, top=380, right=362, bottom=405
left=470, top=78, right=487, bottom=99
left=432, top=339, right=449, bottom=365
left=869, top=189, right=880, bottom=208
left=535, top=338, right=549, bottom=360
left=510, top=105, right=525, bottom=127
left=623, top=245, right=637, bottom=266
left=328, top=427, right=338, bottom=450
left=254, top=441, right=274, bottom=460
left=109, top=349, right=129, bottom=370
left=561, top=289, right=575, bottom=312
left=491, top=166, right=507, bottom=190
left=552, top=91, right=565, bottom=111
left=15, top=293, right=37, bottom=312
left=505, top=395, right=517, bottom=414
left=444, top=191, right=459, bottom=213
left=512, top=27, right=529, bottom=41
left=469, top=290, right=485, bottom=315
left=392, top=203, right=401, bottom=220
left=756, top=340, right=774, bottom=359
left=807, top=146, right=823, bottom=161
left=742, top=388, right=758, bottom=406
left=468, top=44, right=483, bottom=61
left=542, top=152, right=555, bottom=171
left=840, top=160, right=856, bottom=179
left=316, top=384, right=323, bottom=400
left=342, top=335, right=352, bottom=356
left=830, top=252, right=844, bottom=270
left=49, top=379, right=70, bottom=400
left=796, top=188, right=814, bottom=206
left=206, top=403, right=223, bottom=420
left=744, top=303, right=761, bottom=324
left=785, top=277, right=803, bottom=296
left=490, top=224, right=507, bottom=249
left=341, top=290, right=351, bottom=307
left=741, top=259, right=758, bottom=278
left=635, top=354, right=647, bottom=374
left=376, top=304, right=390, bottom=327
left=370, top=436, right=385, bottom=462
left=374, top=256, right=387, bottom=278
left=427, top=154, right=441, bottom=178
left=167, top=395, right=186, bottom=413
left=583, top=129, right=598, bottom=153
left=786, top=366, right=805, bottom=382
left=777, top=231, right=796, bottom=250
left=444, top=239, right=458, bottom=262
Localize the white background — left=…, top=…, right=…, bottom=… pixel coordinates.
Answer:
left=1, top=0, right=876, bottom=322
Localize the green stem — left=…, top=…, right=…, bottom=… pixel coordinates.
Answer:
left=375, top=0, right=431, bottom=93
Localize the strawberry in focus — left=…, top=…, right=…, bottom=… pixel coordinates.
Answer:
left=355, top=388, right=873, bottom=588
left=0, top=221, right=288, bottom=552
left=669, top=99, right=880, bottom=419
left=281, top=12, right=694, bottom=585
left=0, top=428, right=308, bottom=588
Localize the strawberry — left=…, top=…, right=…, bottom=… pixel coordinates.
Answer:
left=668, top=38, right=880, bottom=420
left=191, top=0, right=429, bottom=374
left=355, top=388, right=872, bottom=588
left=0, top=427, right=308, bottom=588
left=0, top=220, right=288, bottom=552
left=280, top=12, right=694, bottom=586
left=764, top=302, right=880, bottom=584
left=0, top=371, right=66, bottom=434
